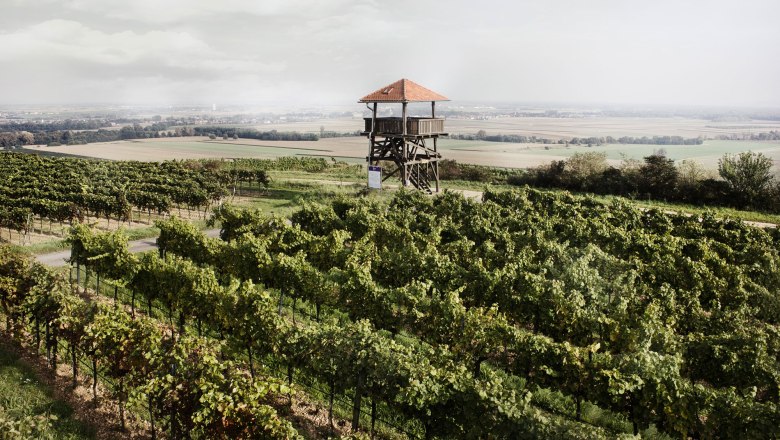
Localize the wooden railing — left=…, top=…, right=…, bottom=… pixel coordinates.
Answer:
left=364, top=117, right=445, bottom=135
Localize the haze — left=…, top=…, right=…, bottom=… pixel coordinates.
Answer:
left=1, top=0, right=778, bottom=108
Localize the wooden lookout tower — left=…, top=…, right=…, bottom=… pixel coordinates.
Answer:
left=360, top=79, right=449, bottom=193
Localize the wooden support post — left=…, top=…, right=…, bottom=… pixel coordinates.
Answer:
left=432, top=100, right=439, bottom=192
left=402, top=102, right=407, bottom=136
left=434, top=160, right=439, bottom=193
left=369, top=103, right=377, bottom=166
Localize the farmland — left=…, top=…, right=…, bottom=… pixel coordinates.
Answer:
left=191, top=115, right=780, bottom=139
left=24, top=135, right=780, bottom=171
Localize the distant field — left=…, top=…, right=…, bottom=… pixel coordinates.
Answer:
left=450, top=139, right=780, bottom=170
left=24, top=137, right=368, bottom=163
left=443, top=117, right=780, bottom=139
left=215, top=115, right=780, bottom=139
left=24, top=135, right=780, bottom=171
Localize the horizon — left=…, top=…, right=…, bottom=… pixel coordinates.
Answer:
left=3, top=100, right=780, bottom=117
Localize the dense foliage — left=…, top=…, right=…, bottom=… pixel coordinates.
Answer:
left=0, top=153, right=233, bottom=238
left=0, top=244, right=300, bottom=439
left=0, top=123, right=171, bottom=148
left=0, top=120, right=114, bottom=132
left=161, top=188, right=780, bottom=438
left=511, top=151, right=779, bottom=212
left=4, top=175, right=780, bottom=437
left=0, top=153, right=366, bottom=239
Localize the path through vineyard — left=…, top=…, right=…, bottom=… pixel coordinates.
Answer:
left=36, top=229, right=222, bottom=267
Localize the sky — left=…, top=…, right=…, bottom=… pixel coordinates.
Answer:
left=1, top=0, right=779, bottom=108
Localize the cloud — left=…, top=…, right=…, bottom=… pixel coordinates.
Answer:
left=23, top=0, right=373, bottom=25
left=0, top=18, right=294, bottom=104
left=1, top=0, right=779, bottom=107
left=0, top=19, right=282, bottom=72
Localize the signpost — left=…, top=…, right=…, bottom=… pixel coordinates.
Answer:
left=368, top=165, right=382, bottom=189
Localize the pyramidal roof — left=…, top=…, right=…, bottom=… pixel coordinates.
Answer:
left=359, top=78, right=449, bottom=103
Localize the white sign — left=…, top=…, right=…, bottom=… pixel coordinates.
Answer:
left=368, top=165, right=382, bottom=189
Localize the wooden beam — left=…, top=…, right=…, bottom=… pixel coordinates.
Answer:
left=402, top=102, right=407, bottom=136
left=369, top=102, right=377, bottom=165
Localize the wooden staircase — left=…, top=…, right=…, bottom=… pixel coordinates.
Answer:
left=407, top=165, right=433, bottom=194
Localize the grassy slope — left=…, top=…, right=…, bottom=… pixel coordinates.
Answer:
left=0, top=343, right=94, bottom=439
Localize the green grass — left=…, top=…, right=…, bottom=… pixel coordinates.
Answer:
left=606, top=196, right=780, bottom=225
left=236, top=179, right=393, bottom=217
left=22, top=239, right=71, bottom=255
left=0, top=343, right=95, bottom=439
left=267, top=168, right=365, bottom=183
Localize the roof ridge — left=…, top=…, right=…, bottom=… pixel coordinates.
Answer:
left=359, top=79, right=449, bottom=103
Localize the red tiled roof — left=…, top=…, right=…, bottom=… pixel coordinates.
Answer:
left=359, top=78, right=449, bottom=103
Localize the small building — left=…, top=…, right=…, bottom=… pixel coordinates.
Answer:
left=359, top=79, right=449, bottom=193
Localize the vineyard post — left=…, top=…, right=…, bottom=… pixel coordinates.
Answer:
left=370, top=397, right=377, bottom=439
left=247, top=342, right=255, bottom=379
left=287, top=363, right=294, bottom=406
left=71, top=344, right=78, bottom=388
left=45, top=320, right=51, bottom=365
left=328, top=377, right=336, bottom=435
left=118, top=376, right=126, bottom=431
left=34, top=317, right=40, bottom=350
left=148, top=394, right=156, bottom=440
left=352, top=371, right=364, bottom=430
left=92, top=358, right=98, bottom=403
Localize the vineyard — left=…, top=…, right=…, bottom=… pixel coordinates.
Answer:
left=0, top=153, right=362, bottom=245
left=2, top=185, right=780, bottom=438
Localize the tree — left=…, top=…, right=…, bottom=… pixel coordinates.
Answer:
left=17, top=131, right=34, bottom=146
left=677, top=159, right=708, bottom=189
left=565, top=152, right=608, bottom=190
left=639, top=154, right=678, bottom=200
left=718, top=152, right=774, bottom=209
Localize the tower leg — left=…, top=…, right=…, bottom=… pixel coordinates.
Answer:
left=434, top=161, right=439, bottom=193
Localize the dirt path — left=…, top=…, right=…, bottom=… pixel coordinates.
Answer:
left=36, top=229, right=221, bottom=267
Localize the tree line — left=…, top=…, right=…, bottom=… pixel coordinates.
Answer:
left=0, top=123, right=173, bottom=148
left=714, top=130, right=780, bottom=141
left=510, top=151, right=778, bottom=212
left=450, top=131, right=705, bottom=146
left=0, top=119, right=113, bottom=132
left=193, top=127, right=318, bottom=141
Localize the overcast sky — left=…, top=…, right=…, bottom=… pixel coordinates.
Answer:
left=1, top=0, right=779, bottom=108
